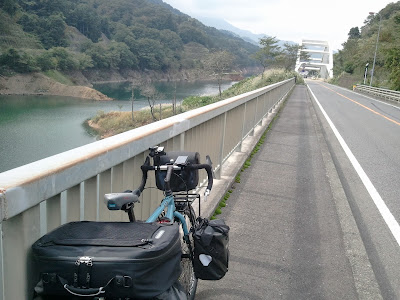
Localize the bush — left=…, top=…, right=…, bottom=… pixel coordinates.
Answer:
left=182, top=95, right=214, bottom=110
left=0, top=48, right=38, bottom=73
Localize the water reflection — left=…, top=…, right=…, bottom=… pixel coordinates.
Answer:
left=93, top=80, right=235, bottom=101
left=0, top=80, right=235, bottom=172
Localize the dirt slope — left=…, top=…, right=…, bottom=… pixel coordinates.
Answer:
left=0, top=73, right=112, bottom=100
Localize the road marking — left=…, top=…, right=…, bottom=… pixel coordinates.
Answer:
left=308, top=85, right=400, bottom=247
left=327, top=82, right=400, bottom=111
left=318, top=84, right=400, bottom=127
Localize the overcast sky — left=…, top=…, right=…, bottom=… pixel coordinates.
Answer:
left=162, top=0, right=393, bottom=51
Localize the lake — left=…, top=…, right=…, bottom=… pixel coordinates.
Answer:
left=0, top=80, right=235, bottom=172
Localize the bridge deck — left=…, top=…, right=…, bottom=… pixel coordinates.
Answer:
left=196, top=85, right=382, bottom=299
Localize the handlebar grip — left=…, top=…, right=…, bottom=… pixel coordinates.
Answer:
left=186, top=163, right=213, bottom=191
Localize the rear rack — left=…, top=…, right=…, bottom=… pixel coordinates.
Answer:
left=173, top=193, right=201, bottom=215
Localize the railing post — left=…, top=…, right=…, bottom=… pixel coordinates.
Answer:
left=83, top=176, right=98, bottom=221
left=98, top=169, right=112, bottom=221
left=66, top=184, right=80, bottom=223
left=254, top=96, right=260, bottom=132
left=216, top=112, right=227, bottom=179
left=262, top=91, right=269, bottom=125
left=46, top=195, right=61, bottom=232
left=111, top=164, right=124, bottom=221
left=179, top=132, right=185, bottom=151
left=239, top=102, right=247, bottom=152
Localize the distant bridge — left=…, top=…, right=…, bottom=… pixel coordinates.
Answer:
left=295, top=39, right=333, bottom=79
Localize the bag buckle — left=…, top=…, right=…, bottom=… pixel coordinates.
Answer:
left=115, top=275, right=133, bottom=288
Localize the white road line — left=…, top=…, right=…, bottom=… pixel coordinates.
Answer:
left=308, top=85, right=400, bottom=247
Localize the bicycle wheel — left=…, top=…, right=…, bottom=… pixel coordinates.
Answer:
left=178, top=204, right=198, bottom=300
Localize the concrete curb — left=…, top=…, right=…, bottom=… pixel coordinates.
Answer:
left=306, top=83, right=383, bottom=299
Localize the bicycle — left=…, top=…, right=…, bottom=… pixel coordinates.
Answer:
left=32, top=146, right=213, bottom=300
left=104, top=146, right=214, bottom=299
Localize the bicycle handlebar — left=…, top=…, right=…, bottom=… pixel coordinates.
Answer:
left=139, top=162, right=213, bottom=195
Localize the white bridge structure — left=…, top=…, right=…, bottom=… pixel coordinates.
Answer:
left=295, top=39, right=333, bottom=79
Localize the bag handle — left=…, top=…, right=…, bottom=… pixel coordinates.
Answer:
left=63, top=284, right=105, bottom=297
left=58, top=275, right=113, bottom=297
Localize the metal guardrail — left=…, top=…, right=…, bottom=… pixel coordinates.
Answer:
left=0, top=78, right=295, bottom=299
left=354, top=84, right=400, bottom=103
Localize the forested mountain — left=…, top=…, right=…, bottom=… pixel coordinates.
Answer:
left=0, top=0, right=259, bottom=75
left=333, top=1, right=400, bottom=90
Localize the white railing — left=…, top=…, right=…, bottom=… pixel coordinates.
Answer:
left=0, top=78, right=295, bottom=299
left=354, top=84, right=400, bottom=103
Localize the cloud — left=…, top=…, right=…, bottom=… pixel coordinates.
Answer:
left=163, top=0, right=393, bottom=51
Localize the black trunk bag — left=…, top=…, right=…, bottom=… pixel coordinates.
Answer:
left=32, top=221, right=182, bottom=299
left=155, top=151, right=200, bottom=192
left=193, top=218, right=230, bottom=280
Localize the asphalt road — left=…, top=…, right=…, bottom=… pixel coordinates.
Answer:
left=306, top=80, right=400, bottom=299
left=195, top=85, right=382, bottom=299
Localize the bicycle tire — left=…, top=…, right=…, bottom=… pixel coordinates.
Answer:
left=178, top=204, right=198, bottom=300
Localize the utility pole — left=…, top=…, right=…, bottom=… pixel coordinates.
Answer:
left=369, top=12, right=382, bottom=86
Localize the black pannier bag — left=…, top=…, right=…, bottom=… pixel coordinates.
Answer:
left=32, top=221, right=182, bottom=299
left=155, top=151, right=200, bottom=192
left=193, top=218, right=230, bottom=280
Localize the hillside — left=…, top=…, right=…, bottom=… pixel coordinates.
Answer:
left=0, top=0, right=260, bottom=79
left=332, top=1, right=400, bottom=90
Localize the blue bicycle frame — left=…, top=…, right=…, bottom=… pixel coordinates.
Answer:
left=146, top=194, right=190, bottom=235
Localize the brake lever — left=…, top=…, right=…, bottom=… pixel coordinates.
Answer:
left=204, top=189, right=211, bottom=202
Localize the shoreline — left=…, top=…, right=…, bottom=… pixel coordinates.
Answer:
left=0, top=68, right=256, bottom=100
left=0, top=73, right=113, bottom=101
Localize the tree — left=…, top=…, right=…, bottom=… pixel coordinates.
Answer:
left=205, top=50, right=234, bottom=98
left=67, top=4, right=102, bottom=42
left=36, top=51, right=57, bottom=70
left=85, top=44, right=112, bottom=69
left=140, top=82, right=163, bottom=121
left=385, top=47, right=400, bottom=90
left=277, top=43, right=311, bottom=72
left=178, top=22, right=208, bottom=46
left=1, top=0, right=18, bottom=15
left=383, top=12, right=400, bottom=90
left=348, top=27, right=361, bottom=39
left=135, top=38, right=165, bottom=70
left=277, top=43, right=301, bottom=71
left=0, top=48, right=38, bottom=72
left=40, top=14, right=68, bottom=48
left=76, top=53, right=93, bottom=70
left=50, top=47, right=77, bottom=70
left=252, top=36, right=280, bottom=78
left=109, top=42, right=138, bottom=70
left=159, top=29, right=183, bottom=51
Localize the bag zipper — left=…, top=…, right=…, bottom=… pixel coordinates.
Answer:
left=36, top=234, right=181, bottom=264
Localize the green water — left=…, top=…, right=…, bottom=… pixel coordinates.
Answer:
left=0, top=80, right=234, bottom=172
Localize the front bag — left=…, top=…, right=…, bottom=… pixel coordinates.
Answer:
left=155, top=151, right=200, bottom=192
left=193, top=218, right=230, bottom=280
